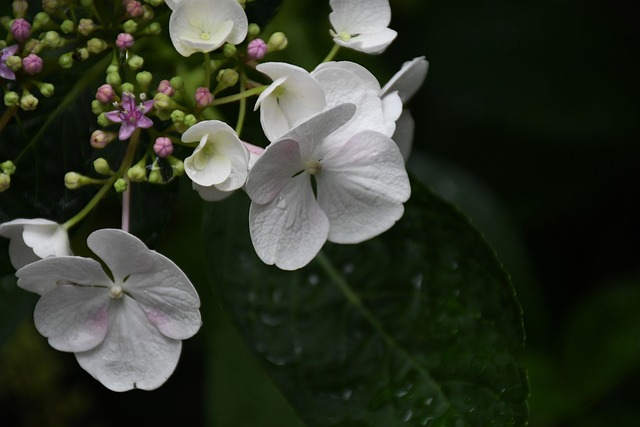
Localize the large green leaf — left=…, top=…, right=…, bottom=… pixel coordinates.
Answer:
left=202, top=178, right=528, bottom=426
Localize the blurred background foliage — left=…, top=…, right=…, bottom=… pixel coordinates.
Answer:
left=1, top=0, right=639, bottom=426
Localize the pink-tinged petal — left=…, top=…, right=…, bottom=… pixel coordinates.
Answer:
left=335, top=28, right=397, bottom=55
left=33, top=285, right=109, bottom=352
left=17, top=256, right=113, bottom=296
left=249, top=173, right=329, bottom=270
left=0, top=66, right=16, bottom=80
left=118, top=122, right=136, bottom=140
left=75, top=296, right=182, bottom=391
left=380, top=56, right=429, bottom=103
left=246, top=138, right=303, bottom=205
left=317, top=130, right=410, bottom=244
left=136, top=115, right=154, bottom=129
left=141, top=99, right=155, bottom=114
left=104, top=110, right=123, bottom=123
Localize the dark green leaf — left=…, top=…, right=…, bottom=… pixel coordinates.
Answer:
left=245, top=0, right=284, bottom=28
left=0, top=274, right=36, bottom=349
left=202, top=178, right=528, bottom=426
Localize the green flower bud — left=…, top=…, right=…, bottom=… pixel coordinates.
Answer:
left=153, top=92, right=175, bottom=110
left=120, top=82, right=135, bottom=94
left=58, top=52, right=73, bottom=69
left=248, top=23, right=260, bottom=37
left=136, top=71, right=153, bottom=90
left=6, top=56, right=22, bottom=71
left=170, top=109, right=185, bottom=123
left=12, top=1, right=29, bottom=19
left=143, top=22, right=161, bottom=35
left=127, top=163, right=147, bottom=182
left=76, top=47, right=89, bottom=61
left=1, top=160, right=16, bottom=175
left=24, top=39, right=42, bottom=54
left=267, top=32, right=288, bottom=52
left=38, top=83, right=55, bottom=97
left=183, top=114, right=197, bottom=127
left=216, top=68, right=239, bottom=89
left=167, top=156, right=184, bottom=176
left=19, top=93, right=38, bottom=111
left=78, top=18, right=96, bottom=36
left=223, top=43, right=237, bottom=57
left=97, top=112, right=110, bottom=127
left=147, top=169, right=162, bottom=184
left=169, top=76, right=183, bottom=91
left=60, top=19, right=74, bottom=34
left=142, top=5, right=154, bottom=21
left=41, top=31, right=62, bottom=49
left=0, top=174, right=10, bottom=192
left=127, top=54, right=144, bottom=70
left=64, top=172, right=85, bottom=189
left=4, top=91, right=19, bottom=107
left=32, top=12, right=51, bottom=31
left=114, top=178, right=128, bottom=193
left=106, top=64, right=119, bottom=74
left=93, top=158, right=112, bottom=175
left=106, top=71, right=122, bottom=87
left=123, top=19, right=138, bottom=34
left=87, top=38, right=108, bottom=54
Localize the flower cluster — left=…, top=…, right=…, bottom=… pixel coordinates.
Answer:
left=0, top=0, right=427, bottom=391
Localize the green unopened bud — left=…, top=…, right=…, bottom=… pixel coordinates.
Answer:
left=169, top=76, right=183, bottom=92
left=97, top=112, right=110, bottom=127
left=60, top=19, right=74, bottom=34
left=223, top=43, right=237, bottom=57
left=6, top=56, right=22, bottom=71
left=4, top=91, right=19, bottom=107
left=127, top=163, right=147, bottom=182
left=0, top=174, right=10, bottom=192
left=19, top=93, right=38, bottom=111
left=153, top=93, right=176, bottom=110
left=76, top=47, right=89, bottom=61
left=87, top=38, right=108, bottom=54
left=32, top=12, right=51, bottom=31
left=127, top=54, right=144, bottom=70
left=123, top=19, right=138, bottom=34
left=106, top=64, right=119, bottom=74
left=64, top=172, right=89, bottom=189
left=183, top=114, right=197, bottom=127
left=136, top=71, right=153, bottom=90
left=147, top=169, right=162, bottom=184
left=38, top=82, right=54, bottom=97
left=216, top=68, right=239, bottom=89
left=24, top=39, right=42, bottom=54
left=58, top=52, right=73, bottom=68
left=248, top=23, right=260, bottom=37
left=93, top=158, right=112, bottom=175
left=12, top=1, right=29, bottom=19
left=142, top=5, right=154, bottom=20
left=120, top=82, right=135, bottom=94
left=114, top=178, right=128, bottom=193
left=78, top=18, right=96, bottom=36
left=106, top=71, right=122, bottom=87
left=142, top=22, right=161, bottom=35
left=170, top=109, right=185, bottom=124
left=1, top=161, right=16, bottom=175
left=41, top=31, right=62, bottom=49
left=267, top=32, right=288, bottom=52
left=167, top=156, right=184, bottom=176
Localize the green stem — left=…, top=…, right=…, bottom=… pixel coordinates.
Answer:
left=322, top=43, right=341, bottom=63
left=210, top=85, right=267, bottom=107
left=0, top=106, right=18, bottom=134
left=235, top=72, right=247, bottom=135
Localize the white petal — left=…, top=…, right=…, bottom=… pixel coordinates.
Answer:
left=393, top=110, right=416, bottom=161
left=334, top=28, right=398, bottom=55
left=329, top=0, right=391, bottom=35
left=34, top=285, right=109, bottom=352
left=313, top=61, right=381, bottom=91
left=184, top=134, right=231, bottom=187
left=86, top=229, right=154, bottom=284
left=0, top=218, right=71, bottom=270
left=165, top=0, right=180, bottom=9
left=317, top=130, right=410, bottom=243
left=381, top=56, right=429, bottom=103
left=249, top=174, right=329, bottom=271
left=192, top=182, right=234, bottom=202
left=16, top=256, right=113, bottom=296
left=75, top=296, right=182, bottom=392
left=179, top=20, right=234, bottom=54
left=382, top=91, right=403, bottom=125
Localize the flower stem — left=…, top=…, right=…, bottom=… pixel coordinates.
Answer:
left=235, top=72, right=248, bottom=136
left=0, top=106, right=18, bottom=134
left=210, top=85, right=267, bottom=106
left=322, top=43, right=341, bottom=63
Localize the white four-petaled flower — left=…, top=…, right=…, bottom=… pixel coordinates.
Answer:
left=169, top=0, right=248, bottom=57
left=16, top=228, right=202, bottom=392
left=0, top=218, right=71, bottom=270
left=246, top=104, right=410, bottom=271
left=329, top=0, right=397, bottom=54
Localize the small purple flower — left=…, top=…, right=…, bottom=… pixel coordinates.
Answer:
left=22, top=53, right=42, bottom=75
left=0, top=45, right=19, bottom=80
left=157, top=79, right=175, bottom=96
left=247, top=38, right=267, bottom=60
left=153, top=137, right=173, bottom=158
left=11, top=18, right=31, bottom=43
left=115, top=33, right=134, bottom=51
left=104, top=92, right=154, bottom=140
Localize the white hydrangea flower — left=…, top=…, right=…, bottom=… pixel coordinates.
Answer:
left=254, top=62, right=326, bottom=142
left=0, top=218, right=71, bottom=270
left=329, top=0, right=397, bottom=54
left=164, top=0, right=180, bottom=9
left=246, top=104, right=410, bottom=271
left=183, top=120, right=250, bottom=197
left=169, top=0, right=248, bottom=57
left=16, top=228, right=201, bottom=392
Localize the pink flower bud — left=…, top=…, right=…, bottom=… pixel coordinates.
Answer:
left=157, top=79, right=175, bottom=96
left=124, top=0, right=144, bottom=18
left=194, top=87, right=213, bottom=107
left=11, top=18, right=31, bottom=43
left=90, top=130, right=117, bottom=149
left=115, top=33, right=134, bottom=51
left=21, top=53, right=42, bottom=75
left=96, top=84, right=115, bottom=103
left=247, top=38, right=268, bottom=60
left=153, top=137, right=173, bottom=158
